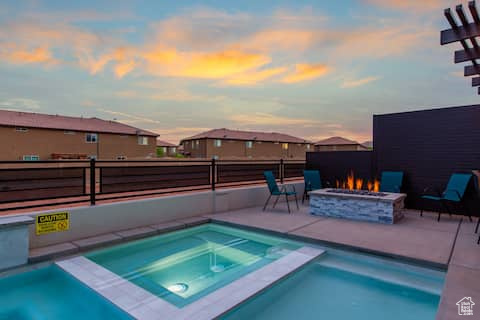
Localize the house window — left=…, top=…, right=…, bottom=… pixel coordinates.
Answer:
left=117, top=155, right=127, bottom=160
left=161, top=147, right=167, bottom=153
left=86, top=133, right=98, bottom=143
left=15, top=127, right=28, bottom=132
left=23, top=155, right=39, bottom=161
left=282, top=143, right=289, bottom=150
left=88, top=155, right=97, bottom=160
left=214, top=139, right=222, bottom=147
left=306, top=144, right=311, bottom=150
left=246, top=141, right=253, bottom=148
left=138, top=136, right=149, bottom=145
left=171, top=147, right=176, bottom=153
left=195, top=140, right=200, bottom=149
left=64, top=130, right=75, bottom=135
left=212, top=155, right=219, bottom=159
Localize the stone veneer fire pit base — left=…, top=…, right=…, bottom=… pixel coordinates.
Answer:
left=309, top=189, right=406, bottom=224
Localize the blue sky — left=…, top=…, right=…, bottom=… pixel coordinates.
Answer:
left=0, top=0, right=476, bottom=143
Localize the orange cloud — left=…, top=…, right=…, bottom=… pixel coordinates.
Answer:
left=224, top=66, right=287, bottom=86
left=229, top=112, right=320, bottom=126
left=179, top=50, right=270, bottom=79
left=1, top=46, right=57, bottom=64
left=341, top=76, right=380, bottom=88
left=143, top=48, right=271, bottom=79
left=282, top=63, right=330, bottom=83
left=364, top=0, right=447, bottom=12
left=114, top=60, right=136, bottom=78
left=241, top=29, right=317, bottom=52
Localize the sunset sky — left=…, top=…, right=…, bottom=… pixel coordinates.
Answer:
left=0, top=0, right=477, bottom=144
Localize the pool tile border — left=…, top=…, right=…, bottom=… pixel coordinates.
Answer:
left=56, top=256, right=178, bottom=319
left=56, top=246, right=324, bottom=320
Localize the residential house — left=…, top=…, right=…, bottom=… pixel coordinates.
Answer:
left=0, top=109, right=158, bottom=160
left=314, top=136, right=370, bottom=151
left=180, top=128, right=311, bottom=159
left=156, top=139, right=178, bottom=157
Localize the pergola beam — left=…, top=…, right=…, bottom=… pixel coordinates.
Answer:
left=442, top=1, right=480, bottom=94
left=472, top=76, right=480, bottom=86
left=464, top=64, right=480, bottom=76
left=457, top=4, right=480, bottom=48
left=441, top=21, right=480, bottom=44
left=469, top=1, right=480, bottom=22
left=455, top=47, right=480, bottom=62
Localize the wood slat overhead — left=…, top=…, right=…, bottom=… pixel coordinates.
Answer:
left=441, top=1, right=480, bottom=94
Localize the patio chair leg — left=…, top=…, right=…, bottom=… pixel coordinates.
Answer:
left=273, top=194, right=280, bottom=208
left=302, top=190, right=306, bottom=204
left=475, top=218, right=480, bottom=234
left=462, top=202, right=473, bottom=222
left=437, top=212, right=441, bottom=222
left=263, top=194, right=271, bottom=211
left=420, top=209, right=423, bottom=217
left=295, top=193, right=299, bottom=210
left=477, top=234, right=480, bottom=245
left=285, top=194, right=291, bottom=213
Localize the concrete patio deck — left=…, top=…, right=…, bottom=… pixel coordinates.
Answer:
left=207, top=203, right=480, bottom=320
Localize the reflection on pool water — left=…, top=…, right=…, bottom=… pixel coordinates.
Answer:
left=0, top=266, right=132, bottom=320
left=221, top=250, right=445, bottom=320
left=86, top=224, right=301, bottom=307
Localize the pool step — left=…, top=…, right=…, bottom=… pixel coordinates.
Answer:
left=55, top=246, right=324, bottom=320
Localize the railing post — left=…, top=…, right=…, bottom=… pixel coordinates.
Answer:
left=211, top=158, right=216, bottom=191
left=280, top=158, right=284, bottom=184
left=90, top=158, right=96, bottom=205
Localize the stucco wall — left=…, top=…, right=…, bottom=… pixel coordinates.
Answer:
left=0, top=126, right=156, bottom=160
left=27, top=181, right=304, bottom=248
left=183, top=138, right=309, bottom=159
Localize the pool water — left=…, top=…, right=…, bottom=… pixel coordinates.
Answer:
left=0, top=266, right=132, bottom=320
left=87, top=224, right=300, bottom=307
left=221, top=250, right=444, bottom=320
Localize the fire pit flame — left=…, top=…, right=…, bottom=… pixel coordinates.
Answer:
left=336, top=171, right=380, bottom=193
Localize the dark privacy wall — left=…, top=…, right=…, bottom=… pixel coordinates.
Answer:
left=307, top=104, right=480, bottom=213
left=373, top=105, right=480, bottom=211
left=306, top=151, right=373, bottom=188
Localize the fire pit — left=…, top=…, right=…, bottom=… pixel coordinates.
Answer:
left=309, top=188, right=406, bottom=224
left=326, top=189, right=387, bottom=197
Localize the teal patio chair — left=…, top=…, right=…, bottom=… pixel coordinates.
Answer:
left=421, top=173, right=473, bottom=222
left=303, top=170, right=322, bottom=203
left=263, top=171, right=299, bottom=213
left=380, top=171, right=404, bottom=193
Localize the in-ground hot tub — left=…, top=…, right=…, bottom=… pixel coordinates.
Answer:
left=309, top=188, right=406, bottom=224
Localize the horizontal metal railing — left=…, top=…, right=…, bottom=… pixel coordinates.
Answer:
left=0, top=159, right=305, bottom=211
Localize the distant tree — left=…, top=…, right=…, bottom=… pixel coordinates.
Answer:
left=156, top=147, right=165, bottom=157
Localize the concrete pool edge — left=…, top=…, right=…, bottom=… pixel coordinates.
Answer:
left=56, top=247, right=324, bottom=320
left=211, top=219, right=449, bottom=271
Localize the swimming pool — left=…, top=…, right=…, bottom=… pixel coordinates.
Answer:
left=0, top=265, right=132, bottom=320
left=86, top=224, right=302, bottom=307
left=0, top=223, right=445, bottom=319
left=221, top=249, right=444, bottom=320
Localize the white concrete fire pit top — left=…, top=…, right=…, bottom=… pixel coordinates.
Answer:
left=310, top=188, right=406, bottom=203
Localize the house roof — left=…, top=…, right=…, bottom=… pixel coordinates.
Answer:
left=0, top=109, right=158, bottom=136
left=181, top=128, right=310, bottom=144
left=362, top=141, right=373, bottom=148
left=314, top=136, right=362, bottom=146
left=156, top=139, right=177, bottom=147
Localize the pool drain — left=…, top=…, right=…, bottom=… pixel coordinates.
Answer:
left=168, top=283, right=189, bottom=293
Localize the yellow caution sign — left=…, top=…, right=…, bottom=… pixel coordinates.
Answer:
left=36, top=212, right=69, bottom=235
